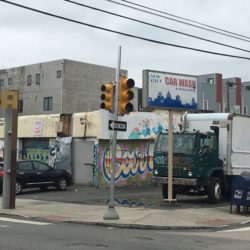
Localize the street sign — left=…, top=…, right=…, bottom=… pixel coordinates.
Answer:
left=109, top=120, right=127, bottom=131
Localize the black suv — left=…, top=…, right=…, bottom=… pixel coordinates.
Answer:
left=0, top=160, right=72, bottom=194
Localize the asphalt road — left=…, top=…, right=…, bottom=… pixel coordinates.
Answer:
left=1, top=184, right=250, bottom=249
left=0, top=215, right=250, bottom=250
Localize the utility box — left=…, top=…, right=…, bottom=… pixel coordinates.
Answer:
left=230, top=175, right=250, bottom=214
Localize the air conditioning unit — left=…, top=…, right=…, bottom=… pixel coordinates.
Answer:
left=55, top=121, right=63, bottom=132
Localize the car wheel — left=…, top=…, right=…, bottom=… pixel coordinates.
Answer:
left=16, top=181, right=23, bottom=194
left=57, top=177, right=67, bottom=191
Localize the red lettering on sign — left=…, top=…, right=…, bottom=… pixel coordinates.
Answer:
left=178, top=79, right=196, bottom=89
left=165, top=77, right=177, bottom=86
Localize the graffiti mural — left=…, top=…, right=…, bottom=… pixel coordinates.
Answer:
left=0, top=140, right=4, bottom=161
left=49, top=139, right=57, bottom=167
left=19, top=137, right=72, bottom=173
left=128, top=118, right=167, bottom=139
left=99, top=140, right=155, bottom=187
left=21, top=148, right=50, bottom=162
left=93, top=143, right=99, bottom=188
left=49, top=137, right=72, bottom=173
left=128, top=115, right=181, bottom=139
left=100, top=110, right=183, bottom=140
left=20, top=139, right=50, bottom=164
left=105, top=198, right=150, bottom=208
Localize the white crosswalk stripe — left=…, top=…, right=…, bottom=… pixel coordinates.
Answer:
left=0, top=224, right=9, bottom=228
left=0, top=217, right=51, bottom=225
left=219, top=226, right=250, bottom=233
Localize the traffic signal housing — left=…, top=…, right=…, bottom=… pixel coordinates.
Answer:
left=118, top=76, right=135, bottom=115
left=100, top=82, right=113, bottom=112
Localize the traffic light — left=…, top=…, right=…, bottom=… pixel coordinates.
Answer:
left=118, top=76, right=135, bottom=115
left=100, top=82, right=114, bottom=112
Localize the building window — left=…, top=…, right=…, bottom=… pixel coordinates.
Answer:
left=8, top=78, right=12, bottom=85
left=18, top=100, right=23, bottom=113
left=203, top=100, right=208, bottom=110
left=56, top=70, right=62, bottom=78
left=0, top=79, right=4, bottom=87
left=243, top=105, right=248, bottom=115
left=207, top=78, right=214, bottom=84
left=43, top=97, right=53, bottom=111
left=27, top=75, right=32, bottom=85
left=224, top=102, right=228, bottom=112
left=36, top=74, right=40, bottom=85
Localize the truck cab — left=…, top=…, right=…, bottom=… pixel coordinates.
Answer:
left=152, top=130, right=224, bottom=203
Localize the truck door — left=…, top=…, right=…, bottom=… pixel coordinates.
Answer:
left=199, top=134, right=218, bottom=170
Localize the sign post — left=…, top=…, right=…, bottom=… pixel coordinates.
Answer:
left=167, top=110, right=175, bottom=202
left=142, top=70, right=198, bottom=204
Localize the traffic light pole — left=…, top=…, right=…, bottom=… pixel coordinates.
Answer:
left=103, top=46, right=121, bottom=220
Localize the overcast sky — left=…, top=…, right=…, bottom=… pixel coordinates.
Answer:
left=1, top=0, right=250, bottom=87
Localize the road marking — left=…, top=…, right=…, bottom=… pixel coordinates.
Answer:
left=241, top=220, right=250, bottom=225
left=0, top=217, right=51, bottom=225
left=0, top=225, right=9, bottom=228
left=219, top=227, right=250, bottom=233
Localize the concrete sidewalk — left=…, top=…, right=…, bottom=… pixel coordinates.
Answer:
left=0, top=198, right=249, bottom=229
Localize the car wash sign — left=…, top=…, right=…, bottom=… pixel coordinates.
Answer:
left=142, top=70, right=197, bottom=110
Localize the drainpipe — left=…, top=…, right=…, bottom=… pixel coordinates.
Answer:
left=61, top=61, right=64, bottom=114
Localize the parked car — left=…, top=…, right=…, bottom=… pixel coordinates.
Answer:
left=0, top=160, right=72, bottom=194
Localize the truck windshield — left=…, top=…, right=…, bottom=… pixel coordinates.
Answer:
left=155, top=133, right=195, bottom=154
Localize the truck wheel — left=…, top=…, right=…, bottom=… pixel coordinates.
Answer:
left=207, top=177, right=222, bottom=204
left=162, top=184, right=177, bottom=199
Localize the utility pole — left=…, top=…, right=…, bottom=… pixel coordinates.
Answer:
left=2, top=90, right=18, bottom=209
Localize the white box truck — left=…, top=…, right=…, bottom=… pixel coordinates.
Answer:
left=152, top=113, right=250, bottom=203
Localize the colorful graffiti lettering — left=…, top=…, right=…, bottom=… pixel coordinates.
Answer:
left=21, top=148, right=49, bottom=163
left=101, top=142, right=154, bottom=183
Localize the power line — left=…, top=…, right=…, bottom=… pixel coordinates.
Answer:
left=65, top=0, right=250, bottom=53
left=0, top=0, right=249, bottom=60
left=119, top=0, right=250, bottom=40
left=106, top=0, right=250, bottom=43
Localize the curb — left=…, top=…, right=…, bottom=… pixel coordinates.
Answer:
left=0, top=212, right=211, bottom=230
left=64, top=220, right=213, bottom=230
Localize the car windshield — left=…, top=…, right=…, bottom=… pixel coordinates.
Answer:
left=155, top=133, right=195, bottom=154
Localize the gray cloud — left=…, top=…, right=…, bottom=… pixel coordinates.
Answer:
left=0, top=0, right=250, bottom=87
